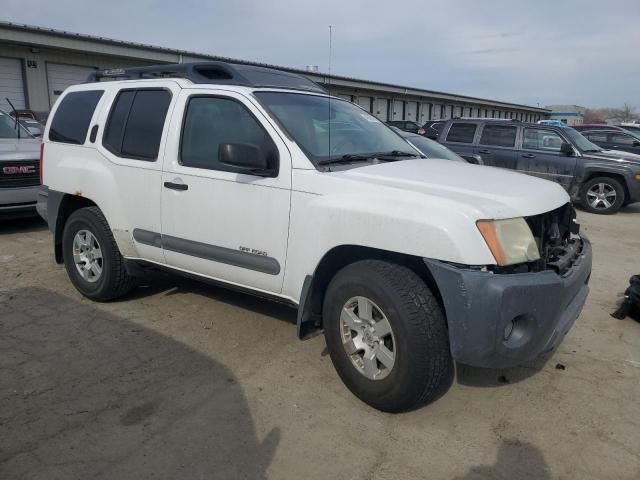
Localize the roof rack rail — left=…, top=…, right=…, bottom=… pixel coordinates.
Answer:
left=85, top=61, right=328, bottom=94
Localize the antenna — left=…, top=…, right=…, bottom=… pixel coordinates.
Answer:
left=328, top=25, right=332, bottom=160
left=6, top=97, right=20, bottom=140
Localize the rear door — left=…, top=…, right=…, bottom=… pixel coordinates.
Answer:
left=440, top=122, right=478, bottom=158
left=518, top=127, right=577, bottom=190
left=97, top=83, right=178, bottom=265
left=474, top=123, right=519, bottom=168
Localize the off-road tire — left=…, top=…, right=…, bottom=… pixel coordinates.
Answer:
left=323, top=259, right=453, bottom=412
left=62, top=206, right=135, bottom=301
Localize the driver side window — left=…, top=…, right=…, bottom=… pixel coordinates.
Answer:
left=522, top=128, right=564, bottom=152
left=180, top=96, right=276, bottom=173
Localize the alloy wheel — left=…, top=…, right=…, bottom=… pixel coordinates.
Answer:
left=339, top=296, right=396, bottom=380
left=586, top=182, right=617, bottom=210
left=72, top=229, right=103, bottom=283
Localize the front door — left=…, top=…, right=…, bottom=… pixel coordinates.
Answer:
left=160, top=90, right=292, bottom=294
left=518, top=127, right=577, bottom=191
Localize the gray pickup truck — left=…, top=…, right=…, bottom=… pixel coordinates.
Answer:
left=0, top=111, right=41, bottom=216
left=438, top=119, right=640, bottom=214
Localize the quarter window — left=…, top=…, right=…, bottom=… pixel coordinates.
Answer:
left=479, top=125, right=517, bottom=147
left=103, top=89, right=171, bottom=161
left=49, top=90, right=104, bottom=144
left=522, top=128, right=564, bottom=151
left=446, top=123, right=477, bottom=143
left=180, top=96, right=277, bottom=173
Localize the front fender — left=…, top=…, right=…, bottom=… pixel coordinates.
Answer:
left=281, top=189, right=495, bottom=302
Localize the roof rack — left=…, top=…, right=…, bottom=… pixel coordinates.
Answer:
left=86, top=61, right=328, bottom=94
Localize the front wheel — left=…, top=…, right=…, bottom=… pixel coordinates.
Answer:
left=580, top=176, right=625, bottom=214
left=323, top=260, right=453, bottom=412
left=62, top=206, right=135, bottom=301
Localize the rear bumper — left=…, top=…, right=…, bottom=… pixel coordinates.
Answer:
left=0, top=185, right=39, bottom=215
left=424, top=235, right=592, bottom=368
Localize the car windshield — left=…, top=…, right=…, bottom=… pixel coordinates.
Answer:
left=0, top=113, right=26, bottom=139
left=254, top=92, right=416, bottom=165
left=405, top=135, right=465, bottom=162
left=563, top=127, right=602, bottom=152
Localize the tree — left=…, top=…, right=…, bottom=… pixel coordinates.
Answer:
left=619, top=102, right=637, bottom=121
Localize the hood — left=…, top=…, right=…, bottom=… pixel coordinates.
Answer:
left=584, top=149, right=640, bottom=165
left=330, top=159, right=570, bottom=219
left=0, top=138, right=41, bottom=162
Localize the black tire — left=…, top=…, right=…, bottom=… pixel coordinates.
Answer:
left=62, top=206, right=135, bottom=301
left=580, top=176, right=625, bottom=215
left=323, top=260, right=453, bottom=413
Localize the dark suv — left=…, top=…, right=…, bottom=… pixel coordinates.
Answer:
left=580, top=130, right=640, bottom=156
left=386, top=120, right=424, bottom=134
left=438, top=119, right=640, bottom=214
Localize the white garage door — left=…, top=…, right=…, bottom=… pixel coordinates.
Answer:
left=357, top=96, right=372, bottom=112
left=391, top=100, right=404, bottom=120
left=0, top=57, right=26, bottom=111
left=405, top=102, right=418, bottom=121
left=47, top=63, right=96, bottom=108
left=431, top=104, right=442, bottom=120
left=374, top=98, right=389, bottom=121
left=418, top=103, right=431, bottom=123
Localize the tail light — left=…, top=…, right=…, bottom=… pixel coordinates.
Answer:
left=418, top=128, right=425, bottom=135
left=39, top=142, right=44, bottom=185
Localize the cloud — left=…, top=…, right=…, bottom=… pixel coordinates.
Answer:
left=3, top=0, right=639, bottom=108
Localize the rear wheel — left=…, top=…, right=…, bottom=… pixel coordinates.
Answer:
left=62, top=207, right=135, bottom=301
left=323, top=260, right=453, bottom=412
left=580, top=176, right=625, bottom=214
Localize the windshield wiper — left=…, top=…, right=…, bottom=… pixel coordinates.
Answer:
left=317, top=154, right=376, bottom=166
left=317, top=151, right=419, bottom=166
left=582, top=149, right=602, bottom=153
left=375, top=150, right=421, bottom=158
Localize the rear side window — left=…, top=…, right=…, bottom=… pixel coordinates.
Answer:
left=103, top=89, right=171, bottom=161
left=480, top=125, right=517, bottom=147
left=446, top=123, right=477, bottom=143
left=49, top=90, right=103, bottom=144
left=609, top=133, right=636, bottom=146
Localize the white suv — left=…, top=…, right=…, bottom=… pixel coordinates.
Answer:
left=37, top=62, right=592, bottom=412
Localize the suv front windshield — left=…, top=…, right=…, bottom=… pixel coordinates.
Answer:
left=563, top=127, right=602, bottom=152
left=0, top=112, right=27, bottom=139
left=254, top=92, right=416, bottom=166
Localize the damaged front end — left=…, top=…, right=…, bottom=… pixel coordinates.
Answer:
left=423, top=202, right=592, bottom=368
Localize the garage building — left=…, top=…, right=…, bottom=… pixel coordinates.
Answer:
left=0, top=21, right=549, bottom=123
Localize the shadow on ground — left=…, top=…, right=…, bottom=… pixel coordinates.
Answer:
left=0, top=215, right=47, bottom=234
left=131, top=271, right=298, bottom=327
left=0, top=287, right=279, bottom=479
left=455, top=349, right=558, bottom=388
left=454, top=439, right=551, bottom=479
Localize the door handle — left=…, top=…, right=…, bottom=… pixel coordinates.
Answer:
left=477, top=149, right=491, bottom=154
left=521, top=153, right=536, bottom=158
left=164, top=181, right=188, bottom=191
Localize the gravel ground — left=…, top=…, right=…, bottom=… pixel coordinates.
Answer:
left=1, top=204, right=639, bottom=480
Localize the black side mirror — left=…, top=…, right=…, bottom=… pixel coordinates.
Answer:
left=219, top=143, right=277, bottom=176
left=560, top=142, right=574, bottom=156
left=633, top=140, right=640, bottom=147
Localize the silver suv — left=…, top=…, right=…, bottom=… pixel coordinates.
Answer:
left=0, top=111, right=41, bottom=216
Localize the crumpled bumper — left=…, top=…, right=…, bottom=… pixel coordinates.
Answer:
left=424, top=235, right=592, bottom=368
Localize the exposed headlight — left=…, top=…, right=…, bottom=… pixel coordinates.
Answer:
left=476, top=218, right=540, bottom=266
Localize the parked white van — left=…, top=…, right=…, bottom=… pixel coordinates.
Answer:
left=37, top=62, right=592, bottom=412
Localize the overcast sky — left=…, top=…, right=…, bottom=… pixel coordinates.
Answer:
left=4, top=1, right=639, bottom=108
